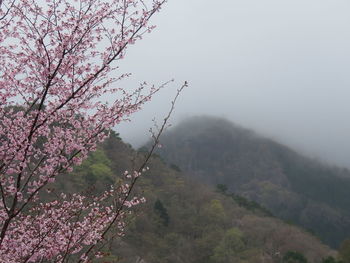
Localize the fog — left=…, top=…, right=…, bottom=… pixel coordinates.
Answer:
left=115, top=0, right=350, bottom=168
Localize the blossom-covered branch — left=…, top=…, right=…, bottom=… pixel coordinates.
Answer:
left=0, top=0, right=180, bottom=262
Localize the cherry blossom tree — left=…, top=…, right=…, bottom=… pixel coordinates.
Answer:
left=0, top=0, right=184, bottom=262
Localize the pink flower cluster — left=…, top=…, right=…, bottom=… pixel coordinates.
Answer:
left=0, top=0, right=165, bottom=261
left=0, top=184, right=146, bottom=262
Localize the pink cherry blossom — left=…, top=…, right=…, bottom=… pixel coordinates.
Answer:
left=0, top=0, right=168, bottom=261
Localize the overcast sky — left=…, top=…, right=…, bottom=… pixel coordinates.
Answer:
left=116, top=0, right=350, bottom=168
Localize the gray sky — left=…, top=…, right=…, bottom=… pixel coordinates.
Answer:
left=116, top=0, right=350, bottom=168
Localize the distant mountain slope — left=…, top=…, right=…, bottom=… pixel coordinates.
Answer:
left=153, top=116, right=350, bottom=248
left=57, top=133, right=335, bottom=262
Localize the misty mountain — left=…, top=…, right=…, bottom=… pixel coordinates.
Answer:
left=151, top=116, right=350, bottom=248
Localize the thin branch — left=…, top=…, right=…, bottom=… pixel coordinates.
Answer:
left=79, top=81, right=187, bottom=261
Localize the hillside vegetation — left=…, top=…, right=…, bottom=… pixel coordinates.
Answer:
left=54, top=132, right=336, bottom=262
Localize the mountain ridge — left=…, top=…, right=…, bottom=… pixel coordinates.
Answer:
left=152, top=115, right=350, bottom=248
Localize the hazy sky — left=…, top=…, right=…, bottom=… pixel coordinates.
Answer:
left=116, top=0, right=350, bottom=168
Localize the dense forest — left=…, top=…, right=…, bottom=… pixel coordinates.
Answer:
left=154, top=116, right=350, bottom=249
left=49, top=131, right=347, bottom=262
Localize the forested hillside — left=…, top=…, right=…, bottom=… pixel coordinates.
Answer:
left=54, top=132, right=336, bottom=262
left=153, top=116, right=350, bottom=249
